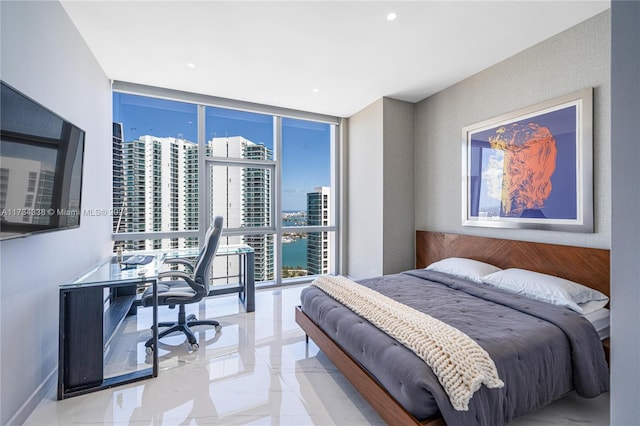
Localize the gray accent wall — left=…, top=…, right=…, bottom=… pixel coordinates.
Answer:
left=347, top=98, right=415, bottom=278
left=610, top=1, right=640, bottom=423
left=0, top=1, right=112, bottom=424
left=414, top=11, right=611, bottom=249
left=383, top=99, right=416, bottom=275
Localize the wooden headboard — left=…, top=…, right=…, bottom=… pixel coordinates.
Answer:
left=416, top=231, right=610, bottom=297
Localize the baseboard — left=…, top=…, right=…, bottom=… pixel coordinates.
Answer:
left=6, top=367, right=56, bottom=426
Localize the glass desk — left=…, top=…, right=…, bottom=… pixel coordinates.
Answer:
left=57, top=253, right=164, bottom=400
left=69, top=252, right=168, bottom=285
left=57, top=245, right=255, bottom=399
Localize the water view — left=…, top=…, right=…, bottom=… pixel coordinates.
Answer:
left=282, top=236, right=307, bottom=269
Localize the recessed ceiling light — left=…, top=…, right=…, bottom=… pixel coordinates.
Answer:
left=387, top=12, right=397, bottom=21
left=187, top=63, right=196, bottom=68
left=313, top=88, right=320, bottom=93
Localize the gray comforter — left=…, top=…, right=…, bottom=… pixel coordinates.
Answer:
left=300, top=269, right=609, bottom=426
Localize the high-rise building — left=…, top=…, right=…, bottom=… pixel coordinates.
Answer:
left=209, top=136, right=274, bottom=281
left=183, top=140, right=199, bottom=248
left=112, top=122, right=124, bottom=233
left=306, top=186, right=331, bottom=275
left=115, top=132, right=274, bottom=281
left=119, top=135, right=196, bottom=251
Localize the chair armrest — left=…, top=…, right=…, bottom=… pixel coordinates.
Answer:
left=158, top=270, right=193, bottom=281
left=158, top=270, right=204, bottom=296
left=164, top=257, right=195, bottom=272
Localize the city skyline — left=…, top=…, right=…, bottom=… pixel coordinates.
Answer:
left=112, top=92, right=336, bottom=281
left=113, top=126, right=331, bottom=279
left=113, top=92, right=332, bottom=211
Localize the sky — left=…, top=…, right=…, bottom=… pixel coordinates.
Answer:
left=113, top=92, right=331, bottom=211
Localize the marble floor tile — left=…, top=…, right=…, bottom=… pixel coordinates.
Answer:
left=26, top=285, right=609, bottom=425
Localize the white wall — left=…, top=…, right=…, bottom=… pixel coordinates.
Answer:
left=347, top=98, right=415, bottom=278
left=347, top=99, right=384, bottom=278
left=414, top=11, right=610, bottom=249
left=610, top=1, right=640, bottom=423
left=0, top=1, right=112, bottom=424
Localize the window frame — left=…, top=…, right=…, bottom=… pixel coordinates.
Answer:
left=112, top=82, right=341, bottom=286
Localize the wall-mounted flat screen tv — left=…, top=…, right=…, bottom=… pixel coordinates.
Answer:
left=1, top=81, right=85, bottom=240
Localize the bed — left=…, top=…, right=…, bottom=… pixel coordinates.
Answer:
left=295, top=231, right=610, bottom=426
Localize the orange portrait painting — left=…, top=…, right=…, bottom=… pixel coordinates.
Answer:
left=463, top=89, right=593, bottom=232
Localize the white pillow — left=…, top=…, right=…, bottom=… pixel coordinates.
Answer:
left=425, top=257, right=502, bottom=283
left=481, top=268, right=609, bottom=313
left=578, top=299, right=610, bottom=315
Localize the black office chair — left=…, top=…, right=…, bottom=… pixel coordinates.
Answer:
left=141, top=216, right=224, bottom=352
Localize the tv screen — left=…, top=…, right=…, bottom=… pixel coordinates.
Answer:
left=1, top=81, right=85, bottom=240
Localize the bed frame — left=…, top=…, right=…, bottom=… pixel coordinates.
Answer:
left=295, top=231, right=610, bottom=425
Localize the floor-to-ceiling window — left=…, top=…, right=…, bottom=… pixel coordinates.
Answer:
left=112, top=84, right=339, bottom=286
left=281, top=118, right=334, bottom=278
left=112, top=93, right=199, bottom=251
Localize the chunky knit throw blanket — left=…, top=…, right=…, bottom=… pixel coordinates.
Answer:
left=312, top=275, right=504, bottom=411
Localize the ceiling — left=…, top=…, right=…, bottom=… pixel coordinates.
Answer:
left=61, top=1, right=610, bottom=118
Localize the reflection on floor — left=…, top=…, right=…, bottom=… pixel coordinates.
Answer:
left=27, top=285, right=609, bottom=425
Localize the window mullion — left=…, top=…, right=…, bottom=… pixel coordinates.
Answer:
left=274, top=116, right=283, bottom=286
left=332, top=122, right=341, bottom=276
left=198, top=104, right=207, bottom=247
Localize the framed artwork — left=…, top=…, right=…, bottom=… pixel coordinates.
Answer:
left=462, top=88, right=593, bottom=232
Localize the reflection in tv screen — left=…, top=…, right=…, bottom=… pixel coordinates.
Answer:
left=0, top=81, right=85, bottom=240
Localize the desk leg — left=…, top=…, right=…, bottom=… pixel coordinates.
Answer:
left=151, top=278, right=158, bottom=377
left=246, top=251, right=255, bottom=312
left=58, top=287, right=104, bottom=397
